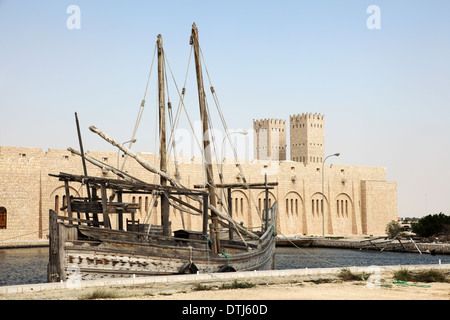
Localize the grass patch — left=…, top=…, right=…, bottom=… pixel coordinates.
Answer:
left=80, top=288, right=120, bottom=300
left=338, top=268, right=371, bottom=281
left=394, top=268, right=448, bottom=283
left=220, top=280, right=255, bottom=290
left=309, top=278, right=334, bottom=284
left=393, top=268, right=413, bottom=281
left=192, top=283, right=214, bottom=291
left=193, top=280, right=256, bottom=292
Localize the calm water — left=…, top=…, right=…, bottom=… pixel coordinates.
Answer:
left=0, top=246, right=448, bottom=286
left=0, top=247, right=48, bottom=286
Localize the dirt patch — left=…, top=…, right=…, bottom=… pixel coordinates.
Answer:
left=2, top=270, right=449, bottom=300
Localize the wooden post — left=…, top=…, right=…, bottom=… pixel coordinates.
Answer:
left=117, top=191, right=123, bottom=231
left=264, top=174, right=269, bottom=232
left=157, top=34, right=169, bottom=236
left=163, top=192, right=170, bottom=236
left=89, top=125, right=260, bottom=240
left=64, top=180, right=73, bottom=225
left=74, top=112, right=91, bottom=222
left=228, top=187, right=233, bottom=240
left=202, top=192, right=209, bottom=236
left=191, top=23, right=220, bottom=253
left=100, top=183, right=111, bottom=229
left=91, top=187, right=99, bottom=224
left=48, top=210, right=62, bottom=282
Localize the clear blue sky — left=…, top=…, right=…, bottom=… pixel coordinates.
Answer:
left=1, top=0, right=449, bottom=218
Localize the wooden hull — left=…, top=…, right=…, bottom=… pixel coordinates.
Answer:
left=47, top=173, right=278, bottom=282
left=48, top=220, right=276, bottom=282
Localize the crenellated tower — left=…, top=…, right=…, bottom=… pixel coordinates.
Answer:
left=253, top=119, right=286, bottom=161
left=290, top=113, right=324, bottom=164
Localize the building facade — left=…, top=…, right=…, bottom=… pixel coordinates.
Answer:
left=0, top=114, right=397, bottom=246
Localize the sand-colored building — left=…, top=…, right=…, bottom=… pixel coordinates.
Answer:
left=0, top=113, right=397, bottom=246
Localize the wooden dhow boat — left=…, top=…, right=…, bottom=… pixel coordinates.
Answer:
left=48, top=23, right=278, bottom=282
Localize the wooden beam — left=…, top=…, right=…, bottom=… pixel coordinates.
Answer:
left=117, top=191, right=124, bottom=231
left=228, top=187, right=233, bottom=240
left=68, top=147, right=146, bottom=184
left=191, top=22, right=220, bottom=253
left=194, top=182, right=278, bottom=189
left=157, top=34, right=169, bottom=236
left=100, top=183, right=111, bottom=229
left=202, top=192, right=209, bottom=237
left=64, top=180, right=73, bottom=225
left=88, top=125, right=260, bottom=240
left=168, top=194, right=203, bottom=214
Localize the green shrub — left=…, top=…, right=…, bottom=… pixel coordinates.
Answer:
left=411, top=213, right=450, bottom=237
left=393, top=268, right=413, bottom=281
left=415, top=269, right=447, bottom=283
left=386, top=220, right=402, bottom=238
left=394, top=268, right=447, bottom=283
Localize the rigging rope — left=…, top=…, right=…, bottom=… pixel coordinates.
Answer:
left=198, top=45, right=264, bottom=224
left=121, top=42, right=158, bottom=171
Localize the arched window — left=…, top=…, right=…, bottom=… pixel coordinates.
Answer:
left=145, top=196, right=149, bottom=213
left=0, top=207, right=6, bottom=229
left=345, top=200, right=349, bottom=216
left=335, top=194, right=352, bottom=218
left=62, top=196, right=67, bottom=213
left=55, top=195, right=60, bottom=212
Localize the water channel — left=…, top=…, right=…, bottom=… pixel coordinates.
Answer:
left=0, top=246, right=448, bottom=287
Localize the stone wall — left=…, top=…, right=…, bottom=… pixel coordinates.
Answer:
left=0, top=145, right=397, bottom=245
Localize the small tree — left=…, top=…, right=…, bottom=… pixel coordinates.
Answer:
left=386, top=220, right=402, bottom=238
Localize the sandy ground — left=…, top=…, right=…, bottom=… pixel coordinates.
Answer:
left=2, top=271, right=449, bottom=301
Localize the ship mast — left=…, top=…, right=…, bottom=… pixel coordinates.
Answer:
left=190, top=23, right=220, bottom=253
left=157, top=34, right=170, bottom=236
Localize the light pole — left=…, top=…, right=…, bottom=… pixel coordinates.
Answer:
left=219, top=131, right=248, bottom=183
left=117, top=139, right=137, bottom=169
left=219, top=131, right=248, bottom=208
left=322, top=152, right=340, bottom=237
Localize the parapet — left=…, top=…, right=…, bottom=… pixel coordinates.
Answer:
left=253, top=118, right=286, bottom=128
left=289, top=113, right=324, bottom=122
